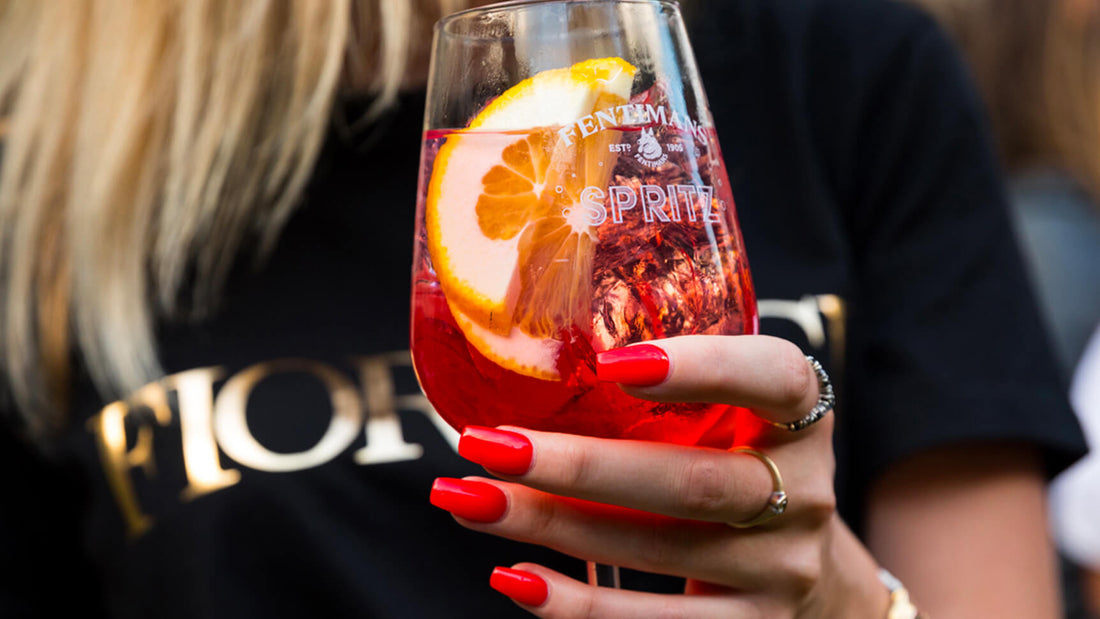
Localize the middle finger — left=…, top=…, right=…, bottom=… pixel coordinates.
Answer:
left=437, top=475, right=798, bottom=589
left=458, top=425, right=832, bottom=526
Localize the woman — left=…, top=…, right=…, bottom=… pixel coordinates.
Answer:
left=0, top=0, right=1084, bottom=617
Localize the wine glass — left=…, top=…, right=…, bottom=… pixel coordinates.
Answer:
left=410, top=0, right=757, bottom=588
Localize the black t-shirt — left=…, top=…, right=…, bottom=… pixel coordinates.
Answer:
left=1, top=1, right=1086, bottom=617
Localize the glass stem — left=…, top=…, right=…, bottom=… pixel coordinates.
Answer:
left=587, top=561, right=621, bottom=588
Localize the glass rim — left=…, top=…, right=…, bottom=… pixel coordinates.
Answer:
left=439, top=0, right=682, bottom=28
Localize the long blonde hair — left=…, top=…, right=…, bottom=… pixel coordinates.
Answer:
left=0, top=0, right=464, bottom=437
left=911, top=0, right=1100, bottom=201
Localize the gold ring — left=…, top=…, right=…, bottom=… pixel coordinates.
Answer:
left=727, top=447, right=788, bottom=528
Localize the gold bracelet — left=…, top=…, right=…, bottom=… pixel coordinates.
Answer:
left=878, top=568, right=925, bottom=619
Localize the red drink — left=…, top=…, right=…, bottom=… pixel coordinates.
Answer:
left=411, top=89, right=758, bottom=447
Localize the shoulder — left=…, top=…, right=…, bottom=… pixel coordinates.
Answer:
left=752, top=0, right=946, bottom=49
left=733, top=0, right=990, bottom=207
left=735, top=0, right=965, bottom=89
left=696, top=0, right=966, bottom=89
left=704, top=0, right=982, bottom=138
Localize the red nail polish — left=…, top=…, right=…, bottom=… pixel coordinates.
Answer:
left=430, top=478, right=507, bottom=522
left=459, top=426, right=533, bottom=475
left=596, top=344, right=670, bottom=386
left=490, top=567, right=548, bottom=606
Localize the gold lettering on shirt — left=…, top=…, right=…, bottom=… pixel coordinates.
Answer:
left=352, top=353, right=425, bottom=464
left=815, top=294, right=847, bottom=372
left=87, top=306, right=850, bottom=541
left=93, top=354, right=453, bottom=538
left=212, top=359, right=363, bottom=472
left=173, top=367, right=241, bottom=501
left=758, top=294, right=848, bottom=380
left=86, top=383, right=172, bottom=538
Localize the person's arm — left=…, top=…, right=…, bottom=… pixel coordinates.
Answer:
left=866, top=444, right=1061, bottom=618
left=1086, top=568, right=1100, bottom=615
left=828, top=8, right=1081, bottom=617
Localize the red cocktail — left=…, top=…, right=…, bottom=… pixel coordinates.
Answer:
left=411, top=58, right=756, bottom=447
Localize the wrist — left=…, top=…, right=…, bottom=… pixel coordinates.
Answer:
left=812, top=517, right=892, bottom=619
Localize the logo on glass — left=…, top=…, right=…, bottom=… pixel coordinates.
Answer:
left=635, top=128, right=668, bottom=168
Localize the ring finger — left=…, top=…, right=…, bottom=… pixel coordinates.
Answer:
left=435, top=475, right=816, bottom=590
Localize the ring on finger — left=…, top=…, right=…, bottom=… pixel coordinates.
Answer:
left=727, top=447, right=788, bottom=529
left=767, top=355, right=835, bottom=433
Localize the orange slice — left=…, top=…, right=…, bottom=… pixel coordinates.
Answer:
left=426, top=57, right=636, bottom=379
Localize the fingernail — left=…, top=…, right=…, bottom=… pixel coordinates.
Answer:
left=596, top=344, right=670, bottom=386
left=490, top=567, right=548, bottom=606
left=459, top=426, right=533, bottom=475
left=430, top=478, right=507, bottom=522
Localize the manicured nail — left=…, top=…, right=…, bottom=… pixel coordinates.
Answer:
left=430, top=478, right=507, bottom=522
left=596, top=344, right=670, bottom=386
left=459, top=426, right=533, bottom=475
left=490, top=567, right=548, bottom=606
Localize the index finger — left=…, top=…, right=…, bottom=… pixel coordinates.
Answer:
left=598, top=335, right=822, bottom=428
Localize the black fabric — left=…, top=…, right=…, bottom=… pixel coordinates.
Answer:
left=694, top=0, right=1084, bottom=526
left=0, top=0, right=1086, bottom=617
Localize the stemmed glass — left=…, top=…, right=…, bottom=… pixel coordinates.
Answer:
left=410, top=0, right=757, bottom=588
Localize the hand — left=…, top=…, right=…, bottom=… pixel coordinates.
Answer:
left=430, top=335, right=888, bottom=618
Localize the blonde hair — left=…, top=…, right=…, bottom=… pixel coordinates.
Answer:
left=911, top=0, right=1100, bottom=201
left=0, top=0, right=464, bottom=437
